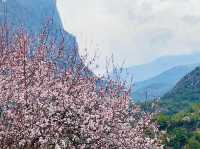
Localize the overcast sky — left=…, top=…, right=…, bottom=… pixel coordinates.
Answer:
left=57, top=0, right=200, bottom=74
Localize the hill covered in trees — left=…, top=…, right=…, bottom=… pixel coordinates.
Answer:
left=160, top=66, right=200, bottom=114
left=153, top=66, right=200, bottom=148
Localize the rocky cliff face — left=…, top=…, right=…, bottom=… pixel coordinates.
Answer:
left=0, top=0, right=80, bottom=68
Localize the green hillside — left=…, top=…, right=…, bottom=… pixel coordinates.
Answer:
left=154, top=67, right=200, bottom=148
left=160, top=66, right=200, bottom=114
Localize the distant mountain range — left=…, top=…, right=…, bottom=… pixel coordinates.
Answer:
left=133, top=64, right=199, bottom=101
left=160, top=66, right=200, bottom=114
left=111, top=53, right=200, bottom=101
left=119, top=53, right=200, bottom=82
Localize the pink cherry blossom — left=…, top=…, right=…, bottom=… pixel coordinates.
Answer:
left=0, top=23, right=161, bottom=148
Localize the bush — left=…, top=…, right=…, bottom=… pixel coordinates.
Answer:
left=168, top=128, right=188, bottom=148
left=156, top=104, right=200, bottom=148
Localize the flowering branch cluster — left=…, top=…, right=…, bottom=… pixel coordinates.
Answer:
left=0, top=24, right=160, bottom=149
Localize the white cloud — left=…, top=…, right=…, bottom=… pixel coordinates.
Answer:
left=57, top=0, right=200, bottom=74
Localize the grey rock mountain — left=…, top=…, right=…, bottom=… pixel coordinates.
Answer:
left=0, top=0, right=80, bottom=68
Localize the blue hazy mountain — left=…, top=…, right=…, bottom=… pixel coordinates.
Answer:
left=133, top=64, right=199, bottom=101
left=0, top=0, right=80, bottom=68
left=121, top=53, right=200, bottom=82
